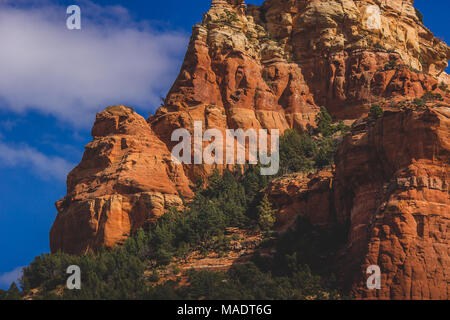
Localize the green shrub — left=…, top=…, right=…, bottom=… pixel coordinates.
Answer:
left=415, top=8, right=424, bottom=23
left=374, top=42, right=384, bottom=50
left=172, top=265, right=181, bottom=275
left=413, top=98, right=426, bottom=108
left=316, top=106, right=334, bottom=137
left=369, top=104, right=384, bottom=119
left=0, top=283, right=21, bottom=300
left=149, top=270, right=160, bottom=283
left=155, top=248, right=173, bottom=266
left=278, top=107, right=349, bottom=174
left=279, top=130, right=315, bottom=174
left=384, top=60, right=397, bottom=71
left=422, top=92, right=443, bottom=102
left=314, top=138, right=337, bottom=169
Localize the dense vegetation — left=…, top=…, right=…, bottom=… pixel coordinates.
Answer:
left=4, top=107, right=350, bottom=300
left=278, top=106, right=349, bottom=175
left=16, top=215, right=346, bottom=300
left=145, top=217, right=345, bottom=300
left=0, top=283, right=20, bottom=300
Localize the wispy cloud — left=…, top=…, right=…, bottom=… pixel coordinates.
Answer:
left=0, top=0, right=188, bottom=127
left=0, top=266, right=24, bottom=288
left=0, top=142, right=73, bottom=181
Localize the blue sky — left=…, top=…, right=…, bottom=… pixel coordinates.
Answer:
left=0, top=0, right=447, bottom=289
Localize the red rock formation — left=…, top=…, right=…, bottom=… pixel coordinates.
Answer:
left=50, top=0, right=450, bottom=299
left=250, top=0, right=450, bottom=119
left=335, top=107, right=449, bottom=300
left=149, top=0, right=320, bottom=181
left=50, top=106, right=193, bottom=254
left=267, top=170, right=334, bottom=232
left=267, top=107, right=449, bottom=300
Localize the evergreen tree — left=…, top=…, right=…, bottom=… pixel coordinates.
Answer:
left=314, top=137, right=337, bottom=169
left=5, top=282, right=21, bottom=300
left=279, top=129, right=315, bottom=174
left=0, top=289, right=6, bottom=300
left=369, top=104, right=384, bottom=120
left=316, top=106, right=335, bottom=137
left=176, top=242, right=190, bottom=263
left=257, top=195, right=277, bottom=231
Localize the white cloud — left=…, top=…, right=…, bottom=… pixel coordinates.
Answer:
left=0, top=142, right=74, bottom=181
left=0, top=267, right=24, bottom=287
left=0, top=0, right=188, bottom=127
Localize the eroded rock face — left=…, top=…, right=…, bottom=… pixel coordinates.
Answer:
left=50, top=106, right=193, bottom=254
left=250, top=0, right=450, bottom=118
left=148, top=0, right=321, bottom=182
left=267, top=170, right=334, bottom=232
left=50, top=0, right=449, bottom=299
left=267, top=107, right=449, bottom=300
left=150, top=0, right=320, bottom=137
left=335, top=107, right=449, bottom=300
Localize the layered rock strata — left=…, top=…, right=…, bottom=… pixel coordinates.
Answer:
left=50, top=0, right=449, bottom=299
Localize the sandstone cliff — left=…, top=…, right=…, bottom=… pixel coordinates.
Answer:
left=50, top=106, right=193, bottom=254
left=254, top=0, right=450, bottom=118
left=50, top=0, right=449, bottom=299
left=268, top=106, right=449, bottom=299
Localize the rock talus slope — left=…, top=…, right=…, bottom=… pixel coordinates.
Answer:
left=50, top=0, right=449, bottom=299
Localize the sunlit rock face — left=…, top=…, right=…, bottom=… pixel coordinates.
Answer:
left=252, top=0, right=450, bottom=118
left=50, top=106, right=192, bottom=254
left=51, top=0, right=449, bottom=300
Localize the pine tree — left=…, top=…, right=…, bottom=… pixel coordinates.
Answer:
left=257, top=195, right=277, bottom=231
left=6, top=282, right=21, bottom=300
left=177, top=242, right=190, bottom=263
left=279, top=129, right=315, bottom=174
left=369, top=104, right=384, bottom=120
left=316, top=106, right=334, bottom=137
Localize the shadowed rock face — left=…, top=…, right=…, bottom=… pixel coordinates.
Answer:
left=50, top=0, right=449, bottom=299
left=335, top=108, right=449, bottom=300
